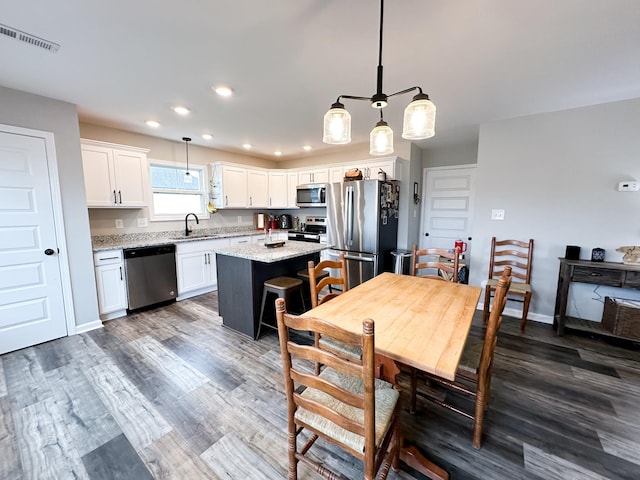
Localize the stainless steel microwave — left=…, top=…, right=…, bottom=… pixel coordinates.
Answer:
left=296, top=184, right=327, bottom=207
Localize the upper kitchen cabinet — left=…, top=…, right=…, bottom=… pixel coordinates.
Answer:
left=268, top=170, right=299, bottom=209
left=246, top=169, right=269, bottom=208
left=268, top=171, right=288, bottom=208
left=81, top=139, right=149, bottom=208
left=298, top=167, right=329, bottom=185
left=211, top=163, right=247, bottom=208
left=329, top=157, right=403, bottom=183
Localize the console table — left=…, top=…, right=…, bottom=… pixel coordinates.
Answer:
left=555, top=258, right=640, bottom=338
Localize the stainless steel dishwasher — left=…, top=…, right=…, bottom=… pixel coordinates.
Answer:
left=123, top=244, right=177, bottom=310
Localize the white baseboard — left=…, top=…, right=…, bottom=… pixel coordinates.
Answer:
left=476, top=302, right=553, bottom=325
left=74, top=319, right=104, bottom=334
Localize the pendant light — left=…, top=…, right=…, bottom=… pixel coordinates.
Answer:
left=322, top=0, right=436, bottom=154
left=370, top=112, right=393, bottom=156
left=182, top=136, right=192, bottom=184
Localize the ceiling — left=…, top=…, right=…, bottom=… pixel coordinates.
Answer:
left=2, top=0, right=640, bottom=160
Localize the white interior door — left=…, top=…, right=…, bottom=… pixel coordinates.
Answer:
left=0, top=129, right=69, bottom=354
left=419, top=165, right=476, bottom=272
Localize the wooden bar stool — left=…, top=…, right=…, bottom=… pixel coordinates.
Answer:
left=256, top=276, right=305, bottom=340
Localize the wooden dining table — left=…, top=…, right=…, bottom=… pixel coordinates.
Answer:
left=304, top=272, right=482, bottom=480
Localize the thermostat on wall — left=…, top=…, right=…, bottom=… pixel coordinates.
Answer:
left=617, top=181, right=640, bottom=192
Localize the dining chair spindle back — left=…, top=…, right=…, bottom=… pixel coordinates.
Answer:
left=483, top=237, right=533, bottom=331
left=275, top=298, right=401, bottom=480
left=411, top=245, right=460, bottom=282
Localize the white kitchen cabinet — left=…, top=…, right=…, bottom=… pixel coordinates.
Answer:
left=211, top=163, right=247, bottom=209
left=330, top=165, right=360, bottom=183
left=247, top=169, right=269, bottom=208
left=176, top=238, right=228, bottom=299
left=268, top=171, right=288, bottom=208
left=93, top=249, right=127, bottom=320
left=288, top=172, right=299, bottom=208
left=367, top=158, right=399, bottom=180
left=298, top=168, right=329, bottom=184
left=81, top=139, right=149, bottom=208
left=228, top=235, right=252, bottom=247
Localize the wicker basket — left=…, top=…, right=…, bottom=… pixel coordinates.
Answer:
left=602, top=297, right=640, bottom=339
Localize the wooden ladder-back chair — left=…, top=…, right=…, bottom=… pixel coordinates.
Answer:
left=308, top=254, right=361, bottom=374
left=410, top=267, right=512, bottom=448
left=308, top=254, right=348, bottom=308
left=411, top=245, right=460, bottom=282
left=483, top=237, right=533, bottom=332
left=275, top=298, right=401, bottom=480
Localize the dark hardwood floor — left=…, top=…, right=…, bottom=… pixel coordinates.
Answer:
left=1, top=292, right=639, bottom=479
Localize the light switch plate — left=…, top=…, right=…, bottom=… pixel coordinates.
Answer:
left=491, top=209, right=505, bottom=220
left=137, top=218, right=148, bottom=227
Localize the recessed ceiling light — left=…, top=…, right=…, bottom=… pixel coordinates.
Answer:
left=202, top=133, right=213, bottom=140
left=242, top=143, right=252, bottom=150
left=274, top=151, right=282, bottom=156
left=172, top=106, right=190, bottom=115
left=213, top=85, right=234, bottom=97
left=145, top=120, right=160, bottom=128
left=303, top=145, right=312, bottom=151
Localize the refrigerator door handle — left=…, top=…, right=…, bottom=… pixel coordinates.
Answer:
left=343, top=254, right=374, bottom=262
left=345, top=185, right=354, bottom=246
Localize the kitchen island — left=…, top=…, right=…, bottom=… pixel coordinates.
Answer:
left=214, top=240, right=325, bottom=339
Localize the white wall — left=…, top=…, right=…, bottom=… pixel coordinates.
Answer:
left=470, top=98, right=640, bottom=323
left=0, top=86, right=100, bottom=330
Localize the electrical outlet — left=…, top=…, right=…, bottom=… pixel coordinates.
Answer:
left=115, top=219, right=124, bottom=228
left=491, top=209, right=505, bottom=220
left=137, top=218, right=148, bottom=227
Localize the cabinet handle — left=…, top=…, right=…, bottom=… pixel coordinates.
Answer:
left=119, top=266, right=123, bottom=280
left=225, top=195, right=228, bottom=206
left=204, top=253, right=208, bottom=265
left=590, top=272, right=602, bottom=276
left=113, top=190, right=117, bottom=203
left=269, top=197, right=272, bottom=206
left=99, top=256, right=119, bottom=261
left=249, top=196, right=252, bottom=206
left=118, top=190, right=122, bottom=204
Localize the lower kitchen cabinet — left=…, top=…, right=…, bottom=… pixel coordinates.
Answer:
left=176, top=238, right=229, bottom=299
left=94, top=250, right=127, bottom=320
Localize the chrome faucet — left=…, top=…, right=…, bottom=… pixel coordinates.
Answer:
left=185, top=213, right=199, bottom=236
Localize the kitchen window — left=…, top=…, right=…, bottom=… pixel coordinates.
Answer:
left=148, top=160, right=207, bottom=220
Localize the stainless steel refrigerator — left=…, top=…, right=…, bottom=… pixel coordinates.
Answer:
left=326, top=180, right=399, bottom=289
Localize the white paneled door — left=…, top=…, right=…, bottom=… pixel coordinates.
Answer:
left=419, top=165, right=476, bottom=265
left=0, top=128, right=69, bottom=354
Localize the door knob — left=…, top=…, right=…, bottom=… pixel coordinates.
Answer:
left=44, top=248, right=56, bottom=256
left=424, top=232, right=429, bottom=237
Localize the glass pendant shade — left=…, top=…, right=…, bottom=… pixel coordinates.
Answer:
left=402, top=97, right=436, bottom=140
left=369, top=121, right=393, bottom=156
left=323, top=104, right=351, bottom=144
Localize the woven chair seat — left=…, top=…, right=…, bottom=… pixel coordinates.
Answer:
left=486, top=278, right=531, bottom=294
left=295, top=367, right=399, bottom=453
left=319, top=336, right=363, bottom=361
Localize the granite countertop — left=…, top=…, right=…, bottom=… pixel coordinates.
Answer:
left=213, top=240, right=326, bottom=263
left=92, top=228, right=287, bottom=252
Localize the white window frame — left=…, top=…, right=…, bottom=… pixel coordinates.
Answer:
left=148, top=159, right=210, bottom=221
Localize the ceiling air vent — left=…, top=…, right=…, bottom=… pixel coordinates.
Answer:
left=0, top=23, right=60, bottom=53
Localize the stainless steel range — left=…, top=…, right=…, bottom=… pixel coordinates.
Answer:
left=288, top=216, right=327, bottom=244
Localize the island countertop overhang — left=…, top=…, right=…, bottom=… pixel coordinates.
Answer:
left=213, top=240, right=326, bottom=263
